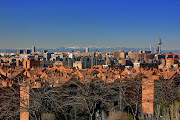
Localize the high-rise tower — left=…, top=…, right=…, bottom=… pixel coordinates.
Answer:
left=150, top=45, right=153, bottom=53
left=158, top=36, right=162, bottom=54
left=86, top=47, right=89, bottom=53
left=32, top=46, right=35, bottom=53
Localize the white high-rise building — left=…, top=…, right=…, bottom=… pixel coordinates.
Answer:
left=86, top=47, right=89, bottom=53
left=150, top=45, right=153, bottom=53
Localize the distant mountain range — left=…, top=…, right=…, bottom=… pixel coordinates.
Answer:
left=0, top=46, right=179, bottom=54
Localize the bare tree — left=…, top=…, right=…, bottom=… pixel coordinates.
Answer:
left=153, top=76, right=180, bottom=120
left=0, top=86, right=20, bottom=120
left=0, top=70, right=179, bottom=120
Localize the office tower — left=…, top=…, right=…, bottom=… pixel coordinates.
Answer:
left=68, top=53, right=74, bottom=59
left=44, top=52, right=51, bottom=61
left=68, top=58, right=73, bottom=67
left=158, top=36, right=162, bottom=54
left=32, top=46, right=35, bottom=53
left=42, top=50, right=48, bottom=54
left=86, top=47, right=89, bottom=53
left=17, top=49, right=24, bottom=54
left=154, top=46, right=156, bottom=53
left=25, top=49, right=31, bottom=54
left=150, top=45, right=153, bottom=53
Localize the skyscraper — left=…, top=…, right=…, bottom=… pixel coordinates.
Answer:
left=158, top=36, right=162, bottom=54
left=25, top=49, right=31, bottom=54
left=32, top=46, right=35, bottom=53
left=17, top=49, right=24, bottom=54
left=150, top=45, right=153, bottom=53
left=86, top=47, right=89, bottom=53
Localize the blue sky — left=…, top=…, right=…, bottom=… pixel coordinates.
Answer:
left=0, top=0, right=180, bottom=49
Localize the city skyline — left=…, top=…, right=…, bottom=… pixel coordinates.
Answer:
left=0, top=0, right=180, bottom=49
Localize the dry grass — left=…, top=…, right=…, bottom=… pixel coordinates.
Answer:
left=41, top=113, right=56, bottom=120
left=106, top=111, right=132, bottom=120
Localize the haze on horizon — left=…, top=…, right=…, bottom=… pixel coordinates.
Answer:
left=0, top=0, right=180, bottom=50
